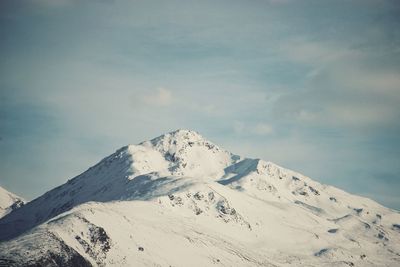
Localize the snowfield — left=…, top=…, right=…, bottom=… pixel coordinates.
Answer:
left=0, top=129, right=399, bottom=266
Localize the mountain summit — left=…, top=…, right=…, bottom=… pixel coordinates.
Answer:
left=0, top=130, right=399, bottom=266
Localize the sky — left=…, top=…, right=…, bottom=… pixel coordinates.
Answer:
left=0, top=0, right=399, bottom=210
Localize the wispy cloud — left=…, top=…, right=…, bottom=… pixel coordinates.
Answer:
left=233, top=122, right=274, bottom=136
left=271, top=36, right=400, bottom=130
left=253, top=123, right=274, bottom=135
left=142, top=88, right=173, bottom=107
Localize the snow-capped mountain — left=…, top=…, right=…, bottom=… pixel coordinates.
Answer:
left=0, top=186, right=24, bottom=219
left=0, top=129, right=399, bottom=266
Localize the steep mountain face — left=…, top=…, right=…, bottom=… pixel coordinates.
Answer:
left=0, top=186, right=25, bottom=218
left=0, top=129, right=399, bottom=267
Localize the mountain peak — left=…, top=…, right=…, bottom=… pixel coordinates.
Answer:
left=1, top=130, right=400, bottom=266
left=145, top=129, right=204, bottom=146
left=168, top=128, right=201, bottom=136
left=134, top=129, right=239, bottom=178
left=0, top=130, right=241, bottom=240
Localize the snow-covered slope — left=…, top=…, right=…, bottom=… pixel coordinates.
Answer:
left=0, top=186, right=24, bottom=218
left=0, top=129, right=399, bottom=266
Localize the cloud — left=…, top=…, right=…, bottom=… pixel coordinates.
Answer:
left=279, top=38, right=359, bottom=66
left=233, top=122, right=274, bottom=136
left=253, top=123, right=274, bottom=135
left=233, top=121, right=245, bottom=134
left=142, top=88, right=173, bottom=107
left=271, top=37, right=400, bottom=130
